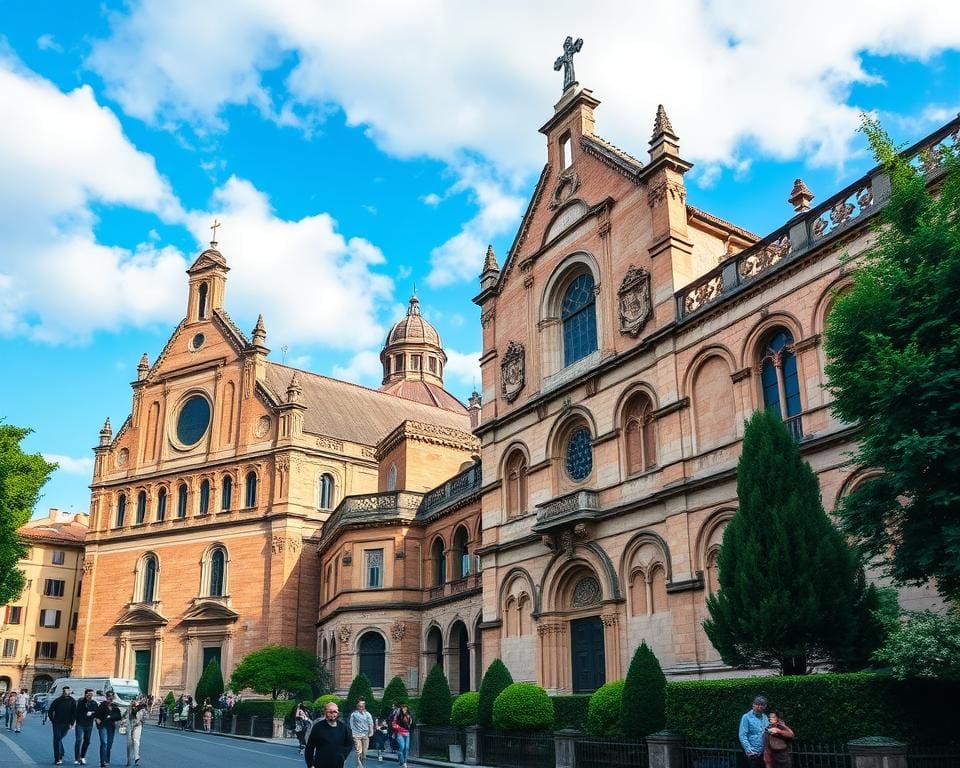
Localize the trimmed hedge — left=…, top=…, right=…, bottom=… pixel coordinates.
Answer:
left=666, top=673, right=960, bottom=746
left=493, top=683, right=554, bottom=732
left=232, top=700, right=296, bottom=718
left=551, top=695, right=590, bottom=729
left=451, top=691, right=480, bottom=726
left=478, top=659, right=513, bottom=729
left=586, top=680, right=624, bottom=737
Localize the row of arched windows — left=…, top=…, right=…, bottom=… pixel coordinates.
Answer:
left=135, top=546, right=227, bottom=603
left=114, top=472, right=259, bottom=528
left=430, top=526, right=473, bottom=587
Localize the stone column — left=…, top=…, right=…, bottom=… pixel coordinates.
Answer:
left=601, top=613, right=622, bottom=682
left=847, top=737, right=908, bottom=768
left=464, top=725, right=480, bottom=766
left=554, top=728, right=579, bottom=768
left=647, top=731, right=685, bottom=768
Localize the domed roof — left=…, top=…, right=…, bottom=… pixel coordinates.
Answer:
left=386, top=295, right=442, bottom=348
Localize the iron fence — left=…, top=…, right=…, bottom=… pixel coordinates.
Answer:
left=907, top=751, right=960, bottom=768
left=792, top=743, right=850, bottom=768
left=480, top=731, right=556, bottom=768
left=682, top=744, right=741, bottom=768
left=419, top=725, right=464, bottom=760
left=576, top=736, right=649, bottom=768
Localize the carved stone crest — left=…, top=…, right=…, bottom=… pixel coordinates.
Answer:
left=254, top=416, right=271, bottom=439
left=549, top=168, right=580, bottom=210
left=390, top=621, right=406, bottom=641
left=618, top=265, right=652, bottom=337
left=116, top=448, right=129, bottom=468
left=338, top=625, right=352, bottom=643
left=500, top=341, right=525, bottom=403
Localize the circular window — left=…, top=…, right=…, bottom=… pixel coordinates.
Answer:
left=191, top=333, right=205, bottom=350
left=176, top=395, right=211, bottom=446
left=565, top=427, right=593, bottom=481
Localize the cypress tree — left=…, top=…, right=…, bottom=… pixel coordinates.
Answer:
left=195, top=658, right=225, bottom=706
left=380, top=676, right=410, bottom=719
left=345, top=673, right=375, bottom=716
left=620, top=641, right=666, bottom=737
left=477, top=658, right=513, bottom=729
left=703, top=408, right=867, bottom=674
left=418, top=664, right=452, bottom=725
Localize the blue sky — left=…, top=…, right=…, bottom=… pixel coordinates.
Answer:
left=2, top=1, right=958, bottom=516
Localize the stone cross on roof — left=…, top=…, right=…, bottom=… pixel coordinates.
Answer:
left=554, top=36, right=583, bottom=92
left=210, top=219, right=221, bottom=247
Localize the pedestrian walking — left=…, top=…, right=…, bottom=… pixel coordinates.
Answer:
left=15, top=689, right=28, bottom=732
left=739, top=695, right=770, bottom=768
left=75, top=689, right=99, bottom=765
left=372, top=718, right=389, bottom=762
left=95, top=690, right=123, bottom=768
left=304, top=702, right=353, bottom=768
left=294, top=702, right=311, bottom=755
left=762, top=712, right=795, bottom=768
left=391, top=703, right=412, bottom=768
left=349, top=700, right=375, bottom=768
left=126, top=697, right=147, bottom=766
left=48, top=686, right=78, bottom=765
left=157, top=703, right=166, bottom=728
left=202, top=699, right=213, bottom=732
left=4, top=690, right=16, bottom=730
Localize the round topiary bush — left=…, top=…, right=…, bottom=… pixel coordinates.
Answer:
left=312, top=694, right=340, bottom=714
left=451, top=691, right=480, bottom=726
left=492, top=683, right=554, bottom=732
left=586, top=679, right=625, bottom=737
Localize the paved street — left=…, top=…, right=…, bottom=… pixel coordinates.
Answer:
left=0, top=714, right=363, bottom=768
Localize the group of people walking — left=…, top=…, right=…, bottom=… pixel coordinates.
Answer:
left=739, top=694, right=795, bottom=768
left=3, top=688, right=29, bottom=732
left=298, top=699, right=413, bottom=768
left=46, top=686, right=149, bottom=767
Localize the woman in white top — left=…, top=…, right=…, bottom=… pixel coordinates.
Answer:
left=126, top=698, right=148, bottom=766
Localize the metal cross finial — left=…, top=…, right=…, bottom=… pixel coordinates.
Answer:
left=210, top=219, right=221, bottom=247
left=554, top=36, right=584, bottom=92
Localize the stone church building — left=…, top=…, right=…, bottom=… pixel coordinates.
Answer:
left=76, top=66, right=955, bottom=698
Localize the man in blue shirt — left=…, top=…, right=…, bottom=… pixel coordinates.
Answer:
left=738, top=695, right=769, bottom=768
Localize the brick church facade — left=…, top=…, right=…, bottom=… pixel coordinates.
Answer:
left=76, top=70, right=955, bottom=698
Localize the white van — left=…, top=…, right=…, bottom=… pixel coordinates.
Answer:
left=45, top=677, right=141, bottom=710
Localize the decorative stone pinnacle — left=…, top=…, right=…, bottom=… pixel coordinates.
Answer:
left=407, top=295, right=421, bottom=316
left=788, top=178, right=815, bottom=212
left=286, top=371, right=302, bottom=402
left=468, top=391, right=482, bottom=408
left=252, top=314, right=267, bottom=345
left=137, top=353, right=150, bottom=380
left=651, top=104, right=675, bottom=142
left=99, top=417, right=112, bottom=446
left=483, top=244, right=500, bottom=273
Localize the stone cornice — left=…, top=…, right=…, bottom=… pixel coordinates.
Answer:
left=376, top=420, right=479, bottom=459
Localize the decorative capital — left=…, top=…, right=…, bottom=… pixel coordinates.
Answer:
left=788, top=178, right=815, bottom=212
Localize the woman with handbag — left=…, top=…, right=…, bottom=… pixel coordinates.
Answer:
left=126, top=698, right=146, bottom=766
left=763, top=712, right=795, bottom=768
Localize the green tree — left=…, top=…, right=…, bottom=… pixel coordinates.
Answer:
left=0, top=425, right=56, bottom=604
left=585, top=680, right=624, bottom=737
left=450, top=691, right=480, bottom=726
left=477, top=658, right=513, bottom=729
left=492, top=683, right=554, bottom=732
left=703, top=409, right=872, bottom=675
left=163, top=691, right=176, bottom=714
left=418, top=664, right=452, bottom=726
left=620, top=641, right=666, bottom=738
left=873, top=609, right=960, bottom=680
left=344, top=673, right=375, bottom=716
left=380, top=676, right=410, bottom=718
left=228, top=645, right=318, bottom=699
left=824, top=118, right=960, bottom=601
left=195, top=658, right=225, bottom=706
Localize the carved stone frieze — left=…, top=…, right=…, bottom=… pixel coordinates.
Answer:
left=316, top=436, right=344, bottom=452
left=82, top=559, right=94, bottom=575
left=500, top=341, right=525, bottom=403
left=601, top=613, right=619, bottom=627
left=617, top=265, right=653, bottom=337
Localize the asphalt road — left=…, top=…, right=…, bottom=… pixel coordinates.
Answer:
left=0, top=713, right=364, bottom=768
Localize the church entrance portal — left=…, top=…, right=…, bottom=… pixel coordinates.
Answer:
left=570, top=616, right=605, bottom=692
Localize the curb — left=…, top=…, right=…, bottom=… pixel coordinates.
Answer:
left=147, top=723, right=298, bottom=746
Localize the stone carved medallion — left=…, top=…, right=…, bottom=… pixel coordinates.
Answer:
left=618, top=265, right=652, bottom=337
left=338, top=625, right=352, bottom=643
left=571, top=576, right=601, bottom=608
left=501, top=341, right=526, bottom=403
left=254, top=415, right=271, bottom=439
left=390, top=620, right=406, bottom=641
left=116, top=448, right=129, bottom=468
left=549, top=168, right=580, bottom=210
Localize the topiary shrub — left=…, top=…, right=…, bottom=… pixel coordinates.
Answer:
left=478, top=658, right=513, bottom=729
left=621, top=642, right=666, bottom=738
left=418, top=664, right=453, bottom=725
left=345, top=673, right=375, bottom=717
left=381, top=676, right=410, bottom=718
left=163, top=691, right=177, bottom=713
left=451, top=691, right=480, bottom=726
left=312, top=694, right=341, bottom=715
left=195, top=658, right=225, bottom=707
left=552, top=695, right=591, bottom=730
left=586, top=680, right=625, bottom=737
left=492, top=683, right=554, bottom=732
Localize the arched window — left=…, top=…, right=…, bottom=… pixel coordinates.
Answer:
left=518, top=594, right=531, bottom=636
left=198, top=282, right=208, bottom=319
left=209, top=547, right=226, bottom=597
left=454, top=527, right=470, bottom=579
left=199, top=479, right=210, bottom=515
left=432, top=538, right=446, bottom=586
left=705, top=550, right=720, bottom=595
left=135, top=491, right=147, bottom=525
left=561, top=273, right=598, bottom=367
left=357, top=632, right=386, bottom=688
left=504, top=597, right=517, bottom=637
left=650, top=565, right=668, bottom=614
left=245, top=472, right=258, bottom=508
left=565, top=425, right=594, bottom=482
left=624, top=394, right=657, bottom=475
left=156, top=487, right=167, bottom=522
left=505, top=451, right=528, bottom=517
left=115, top=494, right=126, bottom=528
left=386, top=463, right=398, bottom=492
left=177, top=483, right=188, bottom=518
left=142, top=555, right=157, bottom=603
left=760, top=329, right=802, bottom=425
left=319, top=474, right=335, bottom=509
left=221, top=476, right=232, bottom=511
left=630, top=569, right=648, bottom=616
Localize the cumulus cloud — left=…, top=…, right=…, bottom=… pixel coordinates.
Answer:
left=42, top=454, right=94, bottom=475
left=443, top=348, right=482, bottom=391
left=36, top=34, right=62, bottom=53
left=332, top=350, right=383, bottom=387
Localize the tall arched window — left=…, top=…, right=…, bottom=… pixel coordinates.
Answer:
left=199, top=479, right=211, bottom=515
left=156, top=487, right=167, bottom=522
left=505, top=451, right=528, bottom=517
left=198, top=282, right=209, bottom=319
left=319, top=474, right=335, bottom=509
left=209, top=548, right=226, bottom=597
left=177, top=483, right=188, bottom=518
left=624, top=393, right=657, bottom=475
left=357, top=632, right=386, bottom=688
left=454, top=527, right=470, bottom=579
left=432, top=538, right=446, bottom=586
left=221, top=476, right=232, bottom=511
left=245, top=472, right=258, bottom=508
left=760, top=329, right=802, bottom=420
left=561, top=273, right=598, bottom=367
left=142, top=556, right=157, bottom=603
left=564, top=423, right=594, bottom=482
left=386, top=463, right=398, bottom=491
left=136, top=491, right=147, bottom=525
left=116, top=494, right=127, bottom=528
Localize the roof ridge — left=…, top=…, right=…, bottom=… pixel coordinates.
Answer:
left=583, top=132, right=643, bottom=168
left=686, top=204, right=760, bottom=242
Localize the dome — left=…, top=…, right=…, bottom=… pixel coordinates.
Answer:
left=386, top=295, right=442, bottom=348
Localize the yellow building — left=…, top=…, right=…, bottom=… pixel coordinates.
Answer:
left=0, top=509, right=87, bottom=695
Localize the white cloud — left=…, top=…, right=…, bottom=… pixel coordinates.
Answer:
left=443, top=348, right=481, bottom=391
left=36, top=34, right=62, bottom=53
left=332, top=350, right=383, bottom=387
left=421, top=193, right=442, bottom=207
left=42, top=454, right=94, bottom=475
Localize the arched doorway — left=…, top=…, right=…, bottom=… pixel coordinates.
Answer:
left=0, top=676, right=11, bottom=693
left=448, top=620, right=470, bottom=694
left=357, top=631, right=386, bottom=688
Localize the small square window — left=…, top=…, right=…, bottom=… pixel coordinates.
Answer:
left=5, top=606, right=22, bottom=624
left=43, top=579, right=65, bottom=598
left=39, top=609, right=61, bottom=628
left=52, top=551, right=65, bottom=565
left=2, top=639, right=17, bottom=658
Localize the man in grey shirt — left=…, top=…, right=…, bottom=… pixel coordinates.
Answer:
left=348, top=700, right=375, bottom=768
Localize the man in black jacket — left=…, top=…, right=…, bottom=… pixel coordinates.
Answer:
left=74, top=689, right=99, bottom=765
left=48, top=686, right=77, bottom=765
left=94, top=691, right=122, bottom=768
left=304, top=702, right=353, bottom=768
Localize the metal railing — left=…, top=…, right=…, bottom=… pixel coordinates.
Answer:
left=784, top=414, right=804, bottom=442
left=576, top=736, right=649, bottom=768
left=535, top=489, right=600, bottom=523
left=418, top=462, right=482, bottom=519
left=480, top=731, right=556, bottom=768
left=419, top=725, right=465, bottom=760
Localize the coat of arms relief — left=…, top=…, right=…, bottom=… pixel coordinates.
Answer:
left=618, top=265, right=653, bottom=337
left=501, top=341, right=525, bottom=403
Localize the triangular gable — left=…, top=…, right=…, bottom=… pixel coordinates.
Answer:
left=113, top=606, right=168, bottom=629
left=181, top=600, right=240, bottom=624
